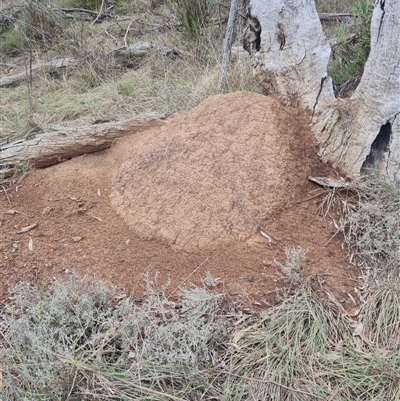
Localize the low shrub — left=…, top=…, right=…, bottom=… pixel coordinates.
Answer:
left=0, top=275, right=230, bottom=400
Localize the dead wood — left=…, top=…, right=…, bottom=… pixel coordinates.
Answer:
left=218, top=0, right=239, bottom=91
left=1, top=43, right=188, bottom=88
left=0, top=6, right=22, bottom=27
left=56, top=5, right=115, bottom=22
left=57, top=7, right=100, bottom=16
left=0, top=113, right=168, bottom=179
left=0, top=57, right=77, bottom=87
left=318, top=13, right=353, bottom=21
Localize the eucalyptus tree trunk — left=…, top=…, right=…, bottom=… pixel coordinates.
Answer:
left=244, top=0, right=400, bottom=180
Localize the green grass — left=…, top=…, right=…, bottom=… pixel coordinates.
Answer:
left=168, top=0, right=215, bottom=38
left=0, top=0, right=68, bottom=60
left=329, top=0, right=373, bottom=88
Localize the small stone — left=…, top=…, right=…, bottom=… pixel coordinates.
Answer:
left=72, top=236, right=82, bottom=242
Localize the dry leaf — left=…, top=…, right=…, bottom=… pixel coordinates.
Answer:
left=354, top=322, right=363, bottom=336
left=17, top=223, right=38, bottom=234
left=308, top=176, right=348, bottom=188
left=229, top=324, right=259, bottom=349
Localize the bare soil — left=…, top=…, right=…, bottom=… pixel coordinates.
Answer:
left=0, top=92, right=359, bottom=309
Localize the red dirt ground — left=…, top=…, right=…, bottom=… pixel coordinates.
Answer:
left=0, top=92, right=359, bottom=310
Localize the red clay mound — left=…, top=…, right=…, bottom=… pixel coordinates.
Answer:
left=0, top=91, right=358, bottom=309
left=111, top=92, right=321, bottom=251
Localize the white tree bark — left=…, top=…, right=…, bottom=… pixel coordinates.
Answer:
left=323, top=0, right=400, bottom=178
left=243, top=0, right=335, bottom=110
left=246, top=0, right=400, bottom=180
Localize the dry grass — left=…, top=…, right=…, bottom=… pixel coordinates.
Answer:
left=330, top=175, right=400, bottom=280
left=0, top=51, right=258, bottom=144
left=1, top=0, right=369, bottom=145
left=0, top=0, right=259, bottom=145
left=315, top=0, right=359, bottom=13
left=2, top=276, right=400, bottom=400
left=318, top=176, right=399, bottom=278
left=362, top=281, right=400, bottom=350
left=225, top=280, right=350, bottom=400
left=224, top=279, right=400, bottom=401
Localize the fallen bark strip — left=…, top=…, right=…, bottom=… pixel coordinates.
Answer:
left=0, top=57, right=77, bottom=87
left=57, top=7, right=101, bottom=15
left=0, top=112, right=168, bottom=178
left=318, top=13, right=353, bottom=21
left=57, top=5, right=115, bottom=22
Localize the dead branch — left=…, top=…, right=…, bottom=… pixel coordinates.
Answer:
left=318, top=13, right=353, bottom=21
left=58, top=7, right=99, bottom=15
left=0, top=113, right=169, bottom=179
left=55, top=5, right=114, bottom=22
left=0, top=57, right=77, bottom=87
left=218, top=0, right=239, bottom=92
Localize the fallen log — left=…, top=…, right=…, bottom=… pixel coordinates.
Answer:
left=0, top=57, right=77, bottom=87
left=0, top=112, right=168, bottom=179
left=0, top=44, right=189, bottom=88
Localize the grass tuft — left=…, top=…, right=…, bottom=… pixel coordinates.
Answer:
left=168, top=0, right=215, bottom=38
left=225, top=279, right=353, bottom=400
left=0, top=0, right=68, bottom=60
left=362, top=282, right=400, bottom=350
left=338, top=175, right=400, bottom=278
left=225, top=279, right=400, bottom=401
left=317, top=174, right=400, bottom=280
left=329, top=0, right=373, bottom=90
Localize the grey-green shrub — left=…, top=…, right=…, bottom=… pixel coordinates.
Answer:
left=0, top=276, right=229, bottom=400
